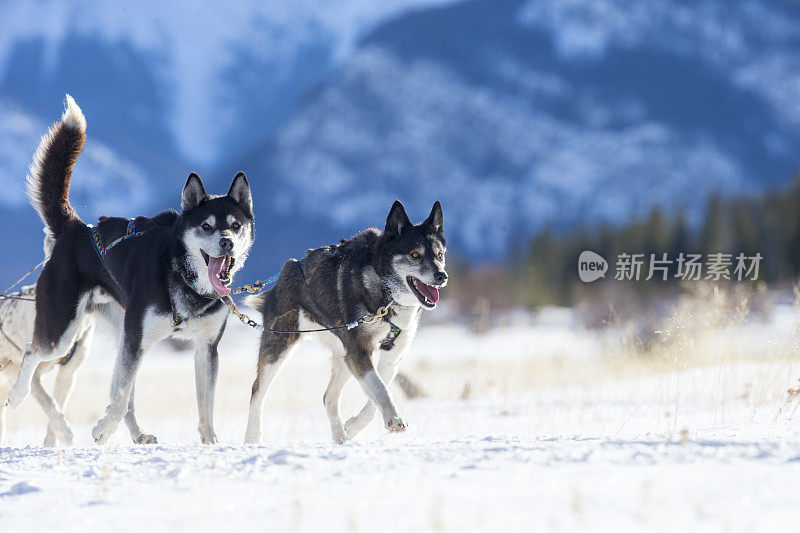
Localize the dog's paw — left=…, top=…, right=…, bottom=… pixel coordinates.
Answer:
left=92, top=420, right=113, bottom=445
left=6, top=384, right=29, bottom=409
left=200, top=434, right=219, bottom=445
left=331, top=425, right=349, bottom=445
left=386, top=416, right=407, bottom=433
left=134, top=433, right=158, bottom=445
left=57, top=425, right=74, bottom=447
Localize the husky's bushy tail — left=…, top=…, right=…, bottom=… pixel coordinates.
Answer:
left=244, top=294, right=265, bottom=309
left=26, top=95, right=85, bottom=237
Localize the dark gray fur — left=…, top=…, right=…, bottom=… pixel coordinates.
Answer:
left=245, top=200, right=447, bottom=444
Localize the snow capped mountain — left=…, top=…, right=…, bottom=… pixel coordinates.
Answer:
left=1, top=0, right=800, bottom=272
left=0, top=0, right=458, bottom=166
left=239, top=0, right=800, bottom=258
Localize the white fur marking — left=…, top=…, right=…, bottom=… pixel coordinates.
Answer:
left=297, top=310, right=345, bottom=355
left=61, top=94, right=86, bottom=132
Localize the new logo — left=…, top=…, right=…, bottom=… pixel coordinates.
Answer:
left=578, top=251, right=608, bottom=283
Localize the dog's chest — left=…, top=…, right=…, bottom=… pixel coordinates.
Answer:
left=172, top=309, right=227, bottom=339
left=144, top=304, right=227, bottom=344
left=366, top=304, right=420, bottom=352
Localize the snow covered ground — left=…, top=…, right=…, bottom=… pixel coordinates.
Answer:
left=3, top=300, right=800, bottom=531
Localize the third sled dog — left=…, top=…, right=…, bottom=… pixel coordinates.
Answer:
left=0, top=232, right=100, bottom=446
left=245, top=200, right=447, bottom=444
left=6, top=95, right=255, bottom=445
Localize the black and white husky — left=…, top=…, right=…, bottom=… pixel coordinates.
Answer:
left=6, top=96, right=255, bottom=445
left=244, top=200, right=447, bottom=444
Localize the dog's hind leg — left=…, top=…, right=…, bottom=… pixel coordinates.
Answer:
left=244, top=355, right=287, bottom=444
left=7, top=338, right=79, bottom=409
left=43, top=323, right=94, bottom=446
left=7, top=288, right=93, bottom=409
left=124, top=383, right=157, bottom=444
left=344, top=348, right=405, bottom=440
left=32, top=361, right=74, bottom=446
left=324, top=354, right=352, bottom=444
left=244, top=318, right=299, bottom=444
left=92, top=310, right=158, bottom=445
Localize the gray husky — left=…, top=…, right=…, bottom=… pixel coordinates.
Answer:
left=6, top=95, right=255, bottom=445
left=244, top=200, right=447, bottom=444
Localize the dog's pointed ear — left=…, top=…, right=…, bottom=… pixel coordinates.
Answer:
left=227, top=171, right=253, bottom=217
left=181, top=173, right=207, bottom=213
left=423, top=200, right=443, bottom=235
left=385, top=200, right=412, bottom=240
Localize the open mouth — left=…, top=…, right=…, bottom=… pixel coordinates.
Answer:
left=201, top=250, right=235, bottom=297
left=407, top=276, right=440, bottom=308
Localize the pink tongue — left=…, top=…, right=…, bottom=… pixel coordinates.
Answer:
left=207, top=256, right=231, bottom=297
left=416, top=279, right=439, bottom=303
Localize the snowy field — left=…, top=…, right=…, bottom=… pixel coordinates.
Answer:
left=3, top=295, right=800, bottom=531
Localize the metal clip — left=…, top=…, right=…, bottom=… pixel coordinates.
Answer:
left=360, top=305, right=390, bottom=325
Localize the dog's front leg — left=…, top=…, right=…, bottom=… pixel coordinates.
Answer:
left=345, top=348, right=406, bottom=439
left=344, top=347, right=406, bottom=434
left=194, top=325, right=223, bottom=445
left=124, top=383, right=157, bottom=444
left=92, top=331, right=146, bottom=445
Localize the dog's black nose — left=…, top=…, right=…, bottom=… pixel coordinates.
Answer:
left=219, top=237, right=234, bottom=251
left=434, top=271, right=448, bottom=284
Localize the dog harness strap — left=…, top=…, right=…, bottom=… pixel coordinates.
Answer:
left=91, top=226, right=107, bottom=256
left=0, top=321, right=22, bottom=352
left=58, top=341, right=79, bottom=366
left=103, top=219, right=143, bottom=253
left=297, top=260, right=309, bottom=286
left=231, top=272, right=280, bottom=295
left=90, top=226, right=125, bottom=295
left=379, top=319, right=402, bottom=350
left=0, top=285, right=36, bottom=302
left=171, top=305, right=184, bottom=327
left=90, top=219, right=152, bottom=298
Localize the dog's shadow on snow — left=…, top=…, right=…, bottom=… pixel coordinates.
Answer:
left=0, top=481, right=40, bottom=498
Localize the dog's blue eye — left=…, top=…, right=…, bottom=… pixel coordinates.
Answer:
left=202, top=223, right=212, bottom=231
left=232, top=222, right=241, bottom=231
